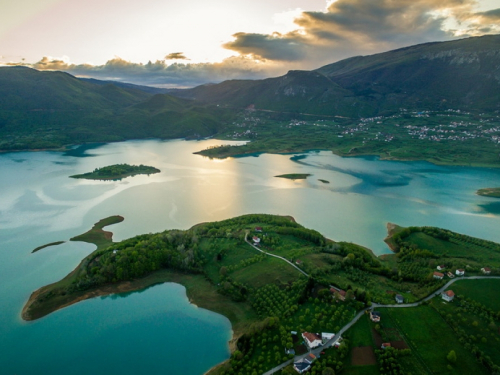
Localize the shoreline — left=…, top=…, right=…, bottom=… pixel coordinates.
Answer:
left=1, top=138, right=499, bottom=169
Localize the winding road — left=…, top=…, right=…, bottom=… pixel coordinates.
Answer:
left=245, top=233, right=500, bottom=374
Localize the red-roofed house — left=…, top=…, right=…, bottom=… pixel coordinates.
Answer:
left=442, top=290, right=455, bottom=302
left=302, top=332, right=322, bottom=349
left=381, top=343, right=391, bottom=349
left=437, top=265, right=446, bottom=271
left=252, top=236, right=260, bottom=245
left=433, top=272, right=444, bottom=279
left=255, top=227, right=263, bottom=232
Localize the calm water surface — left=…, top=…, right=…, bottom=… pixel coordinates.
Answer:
left=1, top=139, right=500, bottom=374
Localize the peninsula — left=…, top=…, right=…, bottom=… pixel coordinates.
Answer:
left=70, top=164, right=160, bottom=180
left=477, top=187, right=500, bottom=198
left=22, top=214, right=500, bottom=375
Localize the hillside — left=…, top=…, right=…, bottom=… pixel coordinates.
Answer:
left=23, top=214, right=500, bottom=375
left=0, top=67, right=234, bottom=150
left=173, top=35, right=500, bottom=116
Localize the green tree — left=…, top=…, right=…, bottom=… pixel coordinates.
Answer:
left=322, top=367, right=336, bottom=375
left=447, top=350, right=457, bottom=363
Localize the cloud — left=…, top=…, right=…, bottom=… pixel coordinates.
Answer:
left=28, top=55, right=284, bottom=88
left=165, top=52, right=189, bottom=60
left=223, top=0, right=500, bottom=67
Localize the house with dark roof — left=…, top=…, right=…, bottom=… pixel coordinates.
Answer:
left=437, top=265, right=446, bottom=271
left=293, top=360, right=311, bottom=374
left=395, top=294, right=404, bottom=304
left=293, top=353, right=317, bottom=373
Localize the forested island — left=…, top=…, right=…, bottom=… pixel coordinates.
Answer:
left=477, top=187, right=500, bottom=198
left=23, top=214, right=500, bottom=375
left=275, top=174, right=311, bottom=180
left=70, top=164, right=160, bottom=180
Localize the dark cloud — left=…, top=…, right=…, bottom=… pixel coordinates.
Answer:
left=476, top=8, right=500, bottom=21
left=223, top=0, right=499, bottom=67
left=223, top=32, right=307, bottom=61
left=165, top=52, right=189, bottom=60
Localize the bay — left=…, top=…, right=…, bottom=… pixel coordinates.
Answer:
left=1, top=138, right=500, bottom=374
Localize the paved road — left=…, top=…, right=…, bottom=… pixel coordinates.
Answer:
left=244, top=233, right=309, bottom=277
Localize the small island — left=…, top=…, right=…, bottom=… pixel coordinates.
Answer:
left=275, top=173, right=311, bottom=180
left=70, top=164, right=160, bottom=180
left=318, top=179, right=330, bottom=184
left=31, top=241, right=65, bottom=253
left=476, top=187, right=500, bottom=198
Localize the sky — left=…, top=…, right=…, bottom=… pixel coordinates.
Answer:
left=1, top=0, right=499, bottom=87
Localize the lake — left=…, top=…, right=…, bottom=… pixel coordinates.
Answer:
left=1, top=139, right=500, bottom=374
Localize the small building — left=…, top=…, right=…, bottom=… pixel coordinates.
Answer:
left=437, top=265, right=446, bottom=271
left=395, top=294, right=404, bottom=304
left=333, top=337, right=343, bottom=348
left=322, top=332, right=335, bottom=344
left=295, top=260, right=303, bottom=265
left=370, top=311, right=381, bottom=322
left=330, top=287, right=346, bottom=301
left=455, top=269, right=465, bottom=276
left=304, top=353, right=316, bottom=364
left=447, top=272, right=455, bottom=278
left=433, top=272, right=444, bottom=280
left=293, top=360, right=311, bottom=374
left=252, top=236, right=260, bottom=244
left=255, top=227, right=263, bottom=232
left=381, top=343, right=391, bottom=349
left=442, top=290, right=455, bottom=302
left=481, top=267, right=491, bottom=275
left=302, top=332, right=322, bottom=349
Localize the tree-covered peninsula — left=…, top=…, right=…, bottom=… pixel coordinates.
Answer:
left=70, top=164, right=160, bottom=180
left=477, top=187, right=500, bottom=198
left=23, top=214, right=500, bottom=374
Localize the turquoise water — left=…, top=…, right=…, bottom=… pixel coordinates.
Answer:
left=1, top=139, right=500, bottom=374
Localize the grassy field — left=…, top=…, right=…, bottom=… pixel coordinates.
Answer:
left=385, top=304, right=489, bottom=375
left=70, top=215, right=124, bottom=249
left=452, top=278, right=500, bottom=310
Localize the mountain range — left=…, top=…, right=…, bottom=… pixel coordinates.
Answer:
left=1, top=34, right=499, bottom=151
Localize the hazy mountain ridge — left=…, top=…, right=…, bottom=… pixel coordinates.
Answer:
left=0, top=67, right=233, bottom=150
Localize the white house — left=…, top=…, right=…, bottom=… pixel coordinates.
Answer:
left=322, top=332, right=335, bottom=344
left=442, top=290, right=455, bottom=302
left=481, top=267, right=491, bottom=275
left=455, top=269, right=465, bottom=276
left=437, top=265, right=446, bottom=271
left=252, top=236, right=260, bottom=245
left=293, top=360, right=311, bottom=374
left=433, top=272, right=444, bottom=280
left=302, top=332, right=322, bottom=349
left=370, top=311, right=381, bottom=322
